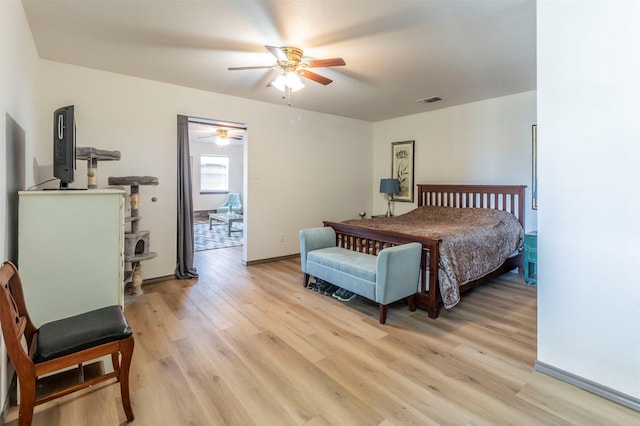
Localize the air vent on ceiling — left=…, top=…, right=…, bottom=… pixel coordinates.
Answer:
left=416, top=96, right=443, bottom=104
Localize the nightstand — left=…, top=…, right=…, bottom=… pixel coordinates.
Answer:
left=524, top=232, right=537, bottom=284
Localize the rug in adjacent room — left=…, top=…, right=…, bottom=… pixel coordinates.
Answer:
left=194, top=221, right=243, bottom=251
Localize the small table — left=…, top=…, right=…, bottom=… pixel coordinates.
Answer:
left=209, top=212, right=243, bottom=237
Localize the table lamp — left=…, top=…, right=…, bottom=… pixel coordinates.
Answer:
left=379, top=178, right=400, bottom=217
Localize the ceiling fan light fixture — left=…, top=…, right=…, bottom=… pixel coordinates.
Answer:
left=272, top=74, right=286, bottom=91
left=272, top=71, right=304, bottom=92
left=286, top=72, right=304, bottom=92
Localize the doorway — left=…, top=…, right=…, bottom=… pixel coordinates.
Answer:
left=176, top=114, right=247, bottom=278
left=187, top=118, right=246, bottom=252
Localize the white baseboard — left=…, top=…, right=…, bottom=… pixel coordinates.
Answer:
left=534, top=360, right=640, bottom=412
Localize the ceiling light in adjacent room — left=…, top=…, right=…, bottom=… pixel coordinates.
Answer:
left=216, top=128, right=230, bottom=146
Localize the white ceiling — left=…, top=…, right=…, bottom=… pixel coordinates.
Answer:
left=21, top=0, right=536, bottom=122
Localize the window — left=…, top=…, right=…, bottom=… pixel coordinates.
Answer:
left=200, top=155, right=229, bottom=193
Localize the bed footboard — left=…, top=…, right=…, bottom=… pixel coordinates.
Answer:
left=323, top=221, right=443, bottom=318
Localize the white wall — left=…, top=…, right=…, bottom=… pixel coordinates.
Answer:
left=537, top=0, right=640, bottom=400
left=0, top=0, right=40, bottom=413
left=373, top=91, right=537, bottom=231
left=1, top=0, right=39, bottom=259
left=33, top=60, right=373, bottom=274
left=190, top=139, right=244, bottom=212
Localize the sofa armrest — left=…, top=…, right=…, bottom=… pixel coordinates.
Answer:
left=299, top=227, right=337, bottom=272
left=375, top=242, right=422, bottom=304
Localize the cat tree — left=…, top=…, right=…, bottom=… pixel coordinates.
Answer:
left=107, top=175, right=158, bottom=296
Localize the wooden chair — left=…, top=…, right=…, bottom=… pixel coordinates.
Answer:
left=0, top=261, right=134, bottom=425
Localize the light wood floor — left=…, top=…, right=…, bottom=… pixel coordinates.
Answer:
left=6, top=247, right=639, bottom=425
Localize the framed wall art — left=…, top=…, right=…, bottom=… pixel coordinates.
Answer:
left=391, top=140, right=415, bottom=202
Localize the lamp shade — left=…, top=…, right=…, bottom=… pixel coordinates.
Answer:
left=286, top=72, right=305, bottom=92
left=271, top=74, right=286, bottom=91
left=271, top=72, right=305, bottom=92
left=379, top=178, right=400, bottom=194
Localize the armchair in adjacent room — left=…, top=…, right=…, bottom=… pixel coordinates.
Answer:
left=215, top=193, right=243, bottom=214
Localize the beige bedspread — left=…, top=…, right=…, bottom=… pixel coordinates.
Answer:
left=341, top=206, right=524, bottom=308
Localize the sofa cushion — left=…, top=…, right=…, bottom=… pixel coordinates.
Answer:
left=307, top=247, right=377, bottom=282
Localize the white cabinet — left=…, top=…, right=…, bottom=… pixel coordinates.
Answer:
left=18, top=189, right=125, bottom=326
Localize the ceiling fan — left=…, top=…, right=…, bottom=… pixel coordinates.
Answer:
left=198, top=127, right=244, bottom=146
left=228, top=46, right=346, bottom=92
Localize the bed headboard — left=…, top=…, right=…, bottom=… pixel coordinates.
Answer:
left=417, top=184, right=526, bottom=228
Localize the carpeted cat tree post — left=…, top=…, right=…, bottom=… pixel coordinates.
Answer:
left=108, top=175, right=158, bottom=296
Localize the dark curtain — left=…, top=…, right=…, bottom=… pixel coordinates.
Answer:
left=175, top=115, right=198, bottom=279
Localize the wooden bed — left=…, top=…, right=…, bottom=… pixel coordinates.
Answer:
left=323, top=184, right=526, bottom=319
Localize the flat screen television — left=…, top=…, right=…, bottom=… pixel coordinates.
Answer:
left=53, top=105, right=75, bottom=189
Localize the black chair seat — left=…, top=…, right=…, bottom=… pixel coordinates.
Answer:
left=34, top=305, right=132, bottom=364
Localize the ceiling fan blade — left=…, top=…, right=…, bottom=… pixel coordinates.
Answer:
left=228, top=65, right=274, bottom=71
left=305, top=58, right=346, bottom=68
left=265, top=45, right=288, bottom=62
left=298, top=69, right=333, bottom=85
